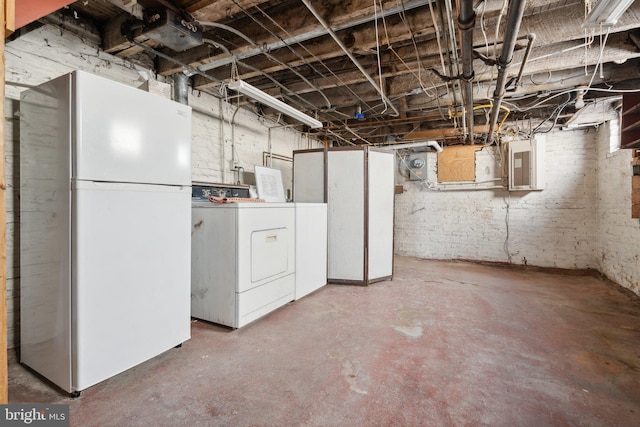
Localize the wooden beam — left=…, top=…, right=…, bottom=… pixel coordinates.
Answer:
left=158, top=0, right=431, bottom=75
left=1, top=0, right=8, bottom=406
left=186, top=0, right=263, bottom=20
left=4, top=0, right=13, bottom=37
left=103, top=13, right=135, bottom=54
left=404, top=125, right=491, bottom=141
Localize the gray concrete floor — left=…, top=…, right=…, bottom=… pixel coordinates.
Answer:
left=8, top=257, right=640, bottom=426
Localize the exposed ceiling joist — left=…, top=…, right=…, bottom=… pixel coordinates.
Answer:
left=17, top=0, right=640, bottom=144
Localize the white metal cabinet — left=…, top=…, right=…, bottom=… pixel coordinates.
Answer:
left=294, top=203, right=328, bottom=299
left=73, top=182, right=191, bottom=390
left=293, top=147, right=395, bottom=285
left=509, top=136, right=545, bottom=191
left=191, top=203, right=296, bottom=328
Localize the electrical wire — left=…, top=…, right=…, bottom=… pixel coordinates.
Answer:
left=587, top=27, right=611, bottom=90
left=373, top=0, right=389, bottom=114
left=501, top=82, right=640, bottom=115
left=478, top=0, right=493, bottom=99
left=426, top=0, right=451, bottom=120
left=199, top=20, right=333, bottom=112
left=325, top=128, right=357, bottom=146
left=503, top=193, right=511, bottom=263
left=494, top=0, right=508, bottom=60
left=204, top=38, right=336, bottom=123
left=389, top=0, right=437, bottom=98
left=529, top=71, right=552, bottom=85
left=532, top=93, right=572, bottom=134
left=519, top=36, right=594, bottom=68
left=232, top=0, right=381, bottom=123
left=443, top=0, right=464, bottom=135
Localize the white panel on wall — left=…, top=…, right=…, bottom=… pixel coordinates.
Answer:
left=508, top=135, right=545, bottom=191
left=293, top=150, right=324, bottom=202
left=368, top=150, right=395, bottom=279
left=327, top=150, right=365, bottom=281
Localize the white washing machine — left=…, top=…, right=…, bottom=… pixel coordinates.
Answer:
left=191, top=202, right=296, bottom=328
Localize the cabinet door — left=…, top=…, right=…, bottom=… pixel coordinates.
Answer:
left=251, top=228, right=289, bottom=282
left=73, top=182, right=191, bottom=390
left=236, top=206, right=295, bottom=292
left=73, top=71, right=191, bottom=185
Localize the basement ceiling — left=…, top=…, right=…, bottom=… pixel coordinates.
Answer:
left=18, top=0, right=640, bottom=145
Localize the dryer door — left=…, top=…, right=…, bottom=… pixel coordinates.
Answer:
left=236, top=205, right=295, bottom=293
left=251, top=228, right=288, bottom=282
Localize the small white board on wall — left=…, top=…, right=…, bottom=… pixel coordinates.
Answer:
left=254, top=165, right=286, bottom=202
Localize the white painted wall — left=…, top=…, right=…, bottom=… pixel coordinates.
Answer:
left=396, top=126, right=640, bottom=294
left=4, top=25, right=320, bottom=348
left=595, top=121, right=640, bottom=294
left=396, top=130, right=599, bottom=269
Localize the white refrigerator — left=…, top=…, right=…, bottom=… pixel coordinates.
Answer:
left=20, top=70, right=192, bottom=395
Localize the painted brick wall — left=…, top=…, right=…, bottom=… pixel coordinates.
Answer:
left=4, top=25, right=320, bottom=348
left=189, top=96, right=317, bottom=186
left=595, top=121, right=640, bottom=294
left=395, top=129, right=599, bottom=269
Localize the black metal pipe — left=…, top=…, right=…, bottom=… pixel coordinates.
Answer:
left=487, top=0, right=527, bottom=144
left=458, top=0, right=476, bottom=143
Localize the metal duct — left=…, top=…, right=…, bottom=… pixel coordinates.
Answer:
left=173, top=72, right=189, bottom=106
left=487, top=0, right=527, bottom=144
left=458, top=0, right=476, bottom=144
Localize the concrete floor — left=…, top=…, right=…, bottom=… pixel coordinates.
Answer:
left=8, top=257, right=640, bottom=426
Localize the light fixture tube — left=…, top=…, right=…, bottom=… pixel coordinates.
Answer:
left=584, top=0, right=635, bottom=27
left=228, top=79, right=323, bottom=128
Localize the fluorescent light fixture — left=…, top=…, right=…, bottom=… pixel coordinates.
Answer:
left=585, top=0, right=635, bottom=27
left=228, top=79, right=323, bottom=128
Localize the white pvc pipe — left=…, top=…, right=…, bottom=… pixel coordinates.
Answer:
left=385, top=140, right=443, bottom=152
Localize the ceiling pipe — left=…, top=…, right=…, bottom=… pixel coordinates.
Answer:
left=301, top=0, right=400, bottom=117
left=487, top=0, right=527, bottom=145
left=442, top=0, right=464, bottom=136
left=508, top=33, right=536, bottom=91
left=127, top=39, right=222, bottom=86
left=385, top=140, right=443, bottom=152
left=173, top=73, right=189, bottom=106
left=458, top=0, right=476, bottom=144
